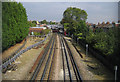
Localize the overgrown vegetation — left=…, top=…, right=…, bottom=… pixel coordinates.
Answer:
left=86, top=28, right=120, bottom=56
left=2, top=2, right=29, bottom=51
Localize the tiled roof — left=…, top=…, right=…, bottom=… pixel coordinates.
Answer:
left=29, top=28, right=43, bottom=33
left=96, top=23, right=113, bottom=28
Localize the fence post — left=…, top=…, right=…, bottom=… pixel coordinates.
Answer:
left=86, top=44, right=88, bottom=55
left=114, top=65, right=118, bottom=82
left=77, top=38, right=79, bottom=46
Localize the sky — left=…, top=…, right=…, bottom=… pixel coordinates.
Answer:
left=20, top=2, right=118, bottom=24
left=11, top=0, right=120, bottom=2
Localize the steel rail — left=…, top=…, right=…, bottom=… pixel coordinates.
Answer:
left=60, top=34, right=72, bottom=81
left=47, top=35, right=56, bottom=80
left=63, top=36, right=82, bottom=82
left=30, top=35, right=53, bottom=81
left=40, top=35, right=55, bottom=80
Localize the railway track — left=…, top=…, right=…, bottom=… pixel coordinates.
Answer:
left=30, top=34, right=56, bottom=81
left=30, top=33, right=82, bottom=81
left=59, top=34, right=82, bottom=81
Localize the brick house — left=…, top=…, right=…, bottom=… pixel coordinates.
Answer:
left=29, top=27, right=43, bottom=35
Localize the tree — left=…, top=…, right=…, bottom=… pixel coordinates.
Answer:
left=2, top=2, right=29, bottom=51
left=28, top=21, right=36, bottom=27
left=61, top=7, right=88, bottom=38
left=32, top=20, right=37, bottom=24
left=63, top=7, right=87, bottom=23
left=49, top=21, right=56, bottom=25
left=40, top=20, right=48, bottom=24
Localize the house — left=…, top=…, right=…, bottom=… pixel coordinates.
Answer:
left=115, top=23, right=120, bottom=27
left=40, top=24, right=46, bottom=27
left=87, top=21, right=120, bottom=33
left=95, top=22, right=114, bottom=32
left=115, top=21, right=120, bottom=27
left=86, top=22, right=96, bottom=32
left=29, top=27, right=44, bottom=35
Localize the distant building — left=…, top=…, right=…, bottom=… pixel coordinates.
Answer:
left=40, top=24, right=46, bottom=27
left=95, top=22, right=114, bottom=32
left=29, top=28, right=43, bottom=35
left=86, top=22, right=96, bottom=32
left=29, top=27, right=47, bottom=34
left=87, top=21, right=117, bottom=32
left=115, top=22, right=120, bottom=27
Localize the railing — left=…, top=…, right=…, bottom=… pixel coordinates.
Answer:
left=2, top=37, right=27, bottom=64
left=1, top=33, right=51, bottom=69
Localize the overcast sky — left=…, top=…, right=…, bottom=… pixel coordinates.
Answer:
left=21, top=2, right=118, bottom=24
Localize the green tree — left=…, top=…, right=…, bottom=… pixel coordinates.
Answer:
left=40, top=20, right=48, bottom=24
left=61, top=7, right=88, bottom=38
left=2, top=2, right=29, bottom=51
left=62, top=7, right=87, bottom=23
left=32, top=20, right=37, bottom=24
left=28, top=21, right=36, bottom=27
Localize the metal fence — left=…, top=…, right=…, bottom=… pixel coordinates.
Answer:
left=1, top=33, right=50, bottom=69
left=2, top=37, right=27, bottom=64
